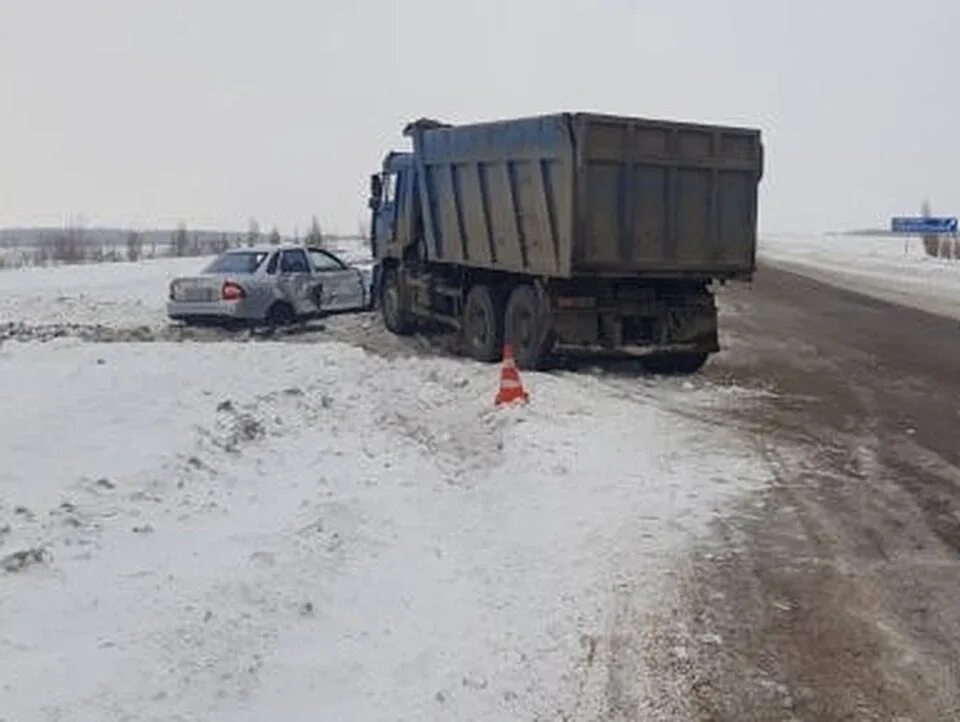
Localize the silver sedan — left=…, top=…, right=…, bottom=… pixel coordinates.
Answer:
left=167, top=245, right=372, bottom=326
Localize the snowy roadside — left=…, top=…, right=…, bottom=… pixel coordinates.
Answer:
left=0, top=339, right=773, bottom=721
left=759, top=235, right=960, bottom=320
left=0, top=256, right=213, bottom=328
left=0, top=237, right=372, bottom=331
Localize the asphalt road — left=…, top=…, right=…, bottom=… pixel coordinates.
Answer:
left=642, top=265, right=960, bottom=720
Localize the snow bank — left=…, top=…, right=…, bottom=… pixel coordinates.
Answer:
left=0, top=339, right=770, bottom=720
left=759, top=235, right=960, bottom=320
left=0, top=256, right=211, bottom=327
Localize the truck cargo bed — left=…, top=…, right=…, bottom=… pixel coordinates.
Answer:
left=406, top=112, right=762, bottom=280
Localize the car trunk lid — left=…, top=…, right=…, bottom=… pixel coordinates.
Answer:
left=170, top=275, right=234, bottom=302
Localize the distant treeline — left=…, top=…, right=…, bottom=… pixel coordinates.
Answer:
left=0, top=220, right=369, bottom=269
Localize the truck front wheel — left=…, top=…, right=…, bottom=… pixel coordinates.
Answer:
left=381, top=267, right=412, bottom=335
left=462, top=285, right=502, bottom=362
left=505, top=284, right=548, bottom=370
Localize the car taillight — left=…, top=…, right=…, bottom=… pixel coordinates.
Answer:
left=222, top=281, right=245, bottom=301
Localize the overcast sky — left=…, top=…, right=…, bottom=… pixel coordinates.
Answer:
left=2, top=1, right=958, bottom=235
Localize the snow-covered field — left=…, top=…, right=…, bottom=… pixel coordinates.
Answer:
left=0, top=340, right=771, bottom=721
left=0, top=255, right=209, bottom=328
left=760, top=234, right=960, bottom=320
left=0, top=250, right=777, bottom=720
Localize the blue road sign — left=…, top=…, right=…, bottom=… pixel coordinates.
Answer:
left=891, top=216, right=958, bottom=234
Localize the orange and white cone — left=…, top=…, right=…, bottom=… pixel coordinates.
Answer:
left=494, top=344, right=530, bottom=407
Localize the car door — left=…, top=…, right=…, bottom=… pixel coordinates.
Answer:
left=277, top=248, right=320, bottom=316
left=308, top=248, right=366, bottom=311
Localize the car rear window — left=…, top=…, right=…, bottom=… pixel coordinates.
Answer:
left=204, top=252, right=268, bottom=274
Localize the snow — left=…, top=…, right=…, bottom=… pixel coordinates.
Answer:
left=0, top=256, right=212, bottom=327
left=759, top=234, right=960, bottom=320
left=0, top=240, right=773, bottom=719
left=325, top=236, right=374, bottom=269
left=0, top=338, right=772, bottom=721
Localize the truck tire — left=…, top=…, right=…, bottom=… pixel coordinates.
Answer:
left=462, top=285, right=502, bottom=362
left=641, top=352, right=708, bottom=375
left=505, top=284, right=548, bottom=370
left=381, top=267, right=412, bottom=335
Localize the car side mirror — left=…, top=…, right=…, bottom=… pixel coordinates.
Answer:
left=369, top=174, right=382, bottom=209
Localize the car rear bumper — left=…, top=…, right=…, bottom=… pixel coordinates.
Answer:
left=167, top=300, right=262, bottom=321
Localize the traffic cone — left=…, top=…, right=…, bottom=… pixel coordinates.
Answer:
left=495, top=344, right=529, bottom=407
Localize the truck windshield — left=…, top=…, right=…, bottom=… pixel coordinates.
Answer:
left=204, top=252, right=268, bottom=274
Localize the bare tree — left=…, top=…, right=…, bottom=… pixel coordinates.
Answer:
left=305, top=216, right=324, bottom=248
left=47, top=224, right=85, bottom=264
left=268, top=227, right=281, bottom=245
left=247, top=218, right=260, bottom=248
left=944, top=236, right=957, bottom=260
left=171, top=223, right=190, bottom=257
left=126, top=231, right=144, bottom=262
left=213, top=233, right=230, bottom=254
left=920, top=199, right=939, bottom=258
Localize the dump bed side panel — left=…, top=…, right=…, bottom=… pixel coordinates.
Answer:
left=411, top=117, right=574, bottom=276
left=573, top=114, right=762, bottom=278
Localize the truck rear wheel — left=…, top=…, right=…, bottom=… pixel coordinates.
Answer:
left=462, top=285, right=502, bottom=362
left=641, top=352, right=709, bottom=375
left=381, top=267, right=412, bottom=335
left=505, top=285, right=548, bottom=370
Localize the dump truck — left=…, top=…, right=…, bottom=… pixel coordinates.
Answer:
left=368, top=112, right=763, bottom=371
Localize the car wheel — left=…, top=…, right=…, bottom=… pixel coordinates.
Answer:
left=462, top=284, right=502, bottom=362
left=265, top=302, right=296, bottom=327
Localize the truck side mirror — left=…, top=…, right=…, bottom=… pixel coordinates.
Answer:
left=369, top=174, right=382, bottom=208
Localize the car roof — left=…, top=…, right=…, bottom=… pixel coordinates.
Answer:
left=224, top=243, right=312, bottom=254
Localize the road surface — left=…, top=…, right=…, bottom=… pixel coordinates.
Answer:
left=641, top=265, right=960, bottom=720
